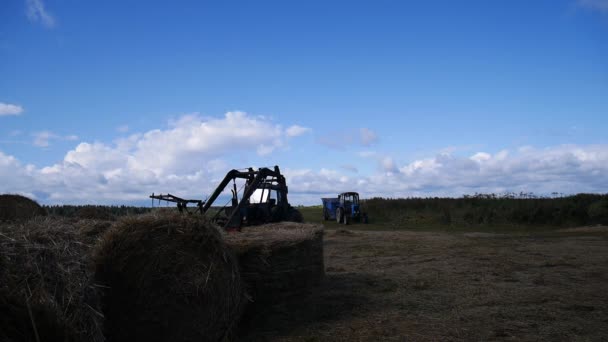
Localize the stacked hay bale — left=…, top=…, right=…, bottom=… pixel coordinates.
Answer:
left=76, top=219, right=114, bottom=245
left=93, top=212, right=244, bottom=342
left=0, top=194, right=47, bottom=222
left=0, top=217, right=104, bottom=342
left=224, top=222, right=324, bottom=306
left=0, top=210, right=323, bottom=340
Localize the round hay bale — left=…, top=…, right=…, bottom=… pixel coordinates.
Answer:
left=0, top=194, right=47, bottom=222
left=224, top=222, right=324, bottom=305
left=93, top=212, right=244, bottom=342
left=75, top=206, right=114, bottom=221
left=76, top=219, right=114, bottom=245
left=0, top=217, right=105, bottom=342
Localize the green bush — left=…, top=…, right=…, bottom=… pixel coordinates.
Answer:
left=588, top=200, right=608, bottom=225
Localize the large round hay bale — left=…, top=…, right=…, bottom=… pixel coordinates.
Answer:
left=93, top=212, right=244, bottom=342
left=0, top=217, right=105, bottom=342
left=0, top=194, right=47, bottom=222
left=75, top=206, right=114, bottom=221
left=224, top=222, right=324, bottom=305
left=76, top=219, right=114, bottom=245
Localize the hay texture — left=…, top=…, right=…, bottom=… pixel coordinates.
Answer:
left=76, top=219, right=114, bottom=245
left=224, top=222, right=324, bottom=305
left=0, top=194, right=47, bottom=222
left=0, top=217, right=104, bottom=342
left=93, top=212, right=244, bottom=342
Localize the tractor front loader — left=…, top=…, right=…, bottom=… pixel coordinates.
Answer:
left=151, top=165, right=302, bottom=230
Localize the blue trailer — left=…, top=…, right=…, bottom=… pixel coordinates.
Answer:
left=321, top=192, right=367, bottom=224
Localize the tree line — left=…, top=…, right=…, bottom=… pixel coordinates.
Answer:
left=362, top=193, right=608, bottom=227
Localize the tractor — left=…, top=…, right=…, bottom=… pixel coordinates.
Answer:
left=321, top=192, right=367, bottom=225
left=150, top=165, right=302, bottom=230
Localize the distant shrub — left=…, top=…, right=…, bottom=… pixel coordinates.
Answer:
left=588, top=200, right=608, bottom=225
left=362, top=193, right=608, bottom=228
left=75, top=205, right=114, bottom=220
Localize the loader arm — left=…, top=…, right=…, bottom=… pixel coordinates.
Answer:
left=151, top=165, right=296, bottom=229
left=200, top=169, right=251, bottom=213
left=223, top=169, right=268, bottom=228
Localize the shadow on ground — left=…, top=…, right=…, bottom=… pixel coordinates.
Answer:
left=238, top=272, right=374, bottom=340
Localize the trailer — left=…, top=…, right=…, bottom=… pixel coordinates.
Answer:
left=321, top=192, right=367, bottom=224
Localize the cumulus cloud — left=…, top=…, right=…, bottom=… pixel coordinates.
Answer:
left=0, top=102, right=24, bottom=116
left=578, top=0, right=608, bottom=12
left=1, top=112, right=606, bottom=204
left=121, top=111, right=293, bottom=174
left=381, top=157, right=398, bottom=173
left=286, top=125, right=311, bottom=137
left=26, top=0, right=55, bottom=28
left=284, top=145, right=608, bottom=203
left=0, top=111, right=309, bottom=203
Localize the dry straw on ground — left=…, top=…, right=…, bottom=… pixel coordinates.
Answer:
left=0, top=217, right=104, bottom=342
left=224, top=222, right=325, bottom=305
left=0, top=194, right=47, bottom=222
left=93, top=212, right=244, bottom=342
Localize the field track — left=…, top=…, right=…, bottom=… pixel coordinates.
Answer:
left=244, top=227, right=608, bottom=341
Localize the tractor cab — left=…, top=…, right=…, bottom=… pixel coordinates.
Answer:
left=150, top=165, right=302, bottom=230
left=339, top=192, right=360, bottom=215
left=321, top=191, right=368, bottom=224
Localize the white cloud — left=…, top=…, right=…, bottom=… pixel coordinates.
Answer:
left=317, top=127, right=379, bottom=149
left=381, top=157, right=398, bottom=173
left=0, top=111, right=307, bottom=203
left=124, top=111, right=288, bottom=174
left=116, top=125, right=130, bottom=133
left=32, top=131, right=78, bottom=147
left=2, top=113, right=607, bottom=205
left=358, top=150, right=377, bottom=158
left=340, top=164, right=359, bottom=173
left=360, top=128, right=378, bottom=146
left=470, top=152, right=491, bottom=163
left=32, top=131, right=56, bottom=147
left=0, top=102, right=24, bottom=116
left=578, top=0, right=608, bottom=12
left=26, top=0, right=55, bottom=28
left=286, top=125, right=311, bottom=137
left=285, top=145, right=608, bottom=203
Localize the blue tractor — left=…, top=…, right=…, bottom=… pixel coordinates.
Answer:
left=321, top=192, right=368, bottom=225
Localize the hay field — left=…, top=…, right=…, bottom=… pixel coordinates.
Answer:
left=2, top=197, right=607, bottom=341
left=242, top=226, right=608, bottom=341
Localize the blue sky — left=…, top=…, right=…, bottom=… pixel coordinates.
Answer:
left=1, top=0, right=607, bottom=205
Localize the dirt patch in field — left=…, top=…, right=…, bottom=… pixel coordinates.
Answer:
left=557, top=225, right=608, bottom=233
left=242, top=228, right=608, bottom=341
left=463, top=232, right=510, bottom=238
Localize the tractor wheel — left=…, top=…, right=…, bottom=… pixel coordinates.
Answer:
left=336, top=208, right=343, bottom=224
left=323, top=208, right=329, bottom=221
left=343, top=214, right=349, bottom=225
